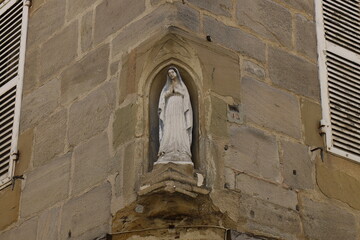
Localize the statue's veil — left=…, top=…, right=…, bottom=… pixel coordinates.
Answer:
left=158, top=67, right=193, bottom=145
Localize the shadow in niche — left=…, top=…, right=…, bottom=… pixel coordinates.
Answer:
left=149, top=65, right=199, bottom=171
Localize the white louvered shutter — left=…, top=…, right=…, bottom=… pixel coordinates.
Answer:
left=0, top=0, right=29, bottom=189
left=316, top=0, right=360, bottom=162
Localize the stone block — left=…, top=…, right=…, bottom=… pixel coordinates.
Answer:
left=236, top=173, right=297, bottom=210
left=94, top=0, right=146, bottom=43
left=236, top=0, right=292, bottom=47
left=0, top=217, right=38, bottom=240
left=37, top=207, right=60, bottom=240
left=210, top=96, right=228, bottom=138
left=20, top=154, right=71, bottom=217
left=268, top=46, right=319, bottom=100
left=80, top=10, right=94, bottom=53
left=301, top=98, right=323, bottom=146
left=188, top=0, right=232, bottom=17
left=72, top=132, right=110, bottom=195
left=195, top=45, right=240, bottom=100
left=33, top=109, right=67, bottom=167
left=240, top=194, right=301, bottom=240
left=67, top=0, right=97, bottom=20
left=113, top=103, right=137, bottom=148
left=60, top=44, right=110, bottom=105
left=242, top=77, right=301, bottom=139
left=317, top=162, right=360, bottom=210
left=23, top=48, right=39, bottom=95
left=40, top=22, right=78, bottom=81
left=243, top=60, right=265, bottom=79
left=68, top=81, right=115, bottom=146
left=225, top=126, right=280, bottom=182
left=20, top=78, right=60, bottom=131
left=295, top=15, right=317, bottom=59
left=175, top=3, right=200, bottom=33
left=27, top=0, right=65, bottom=48
left=0, top=183, right=20, bottom=230
left=301, top=196, right=357, bottom=240
left=60, top=183, right=111, bottom=239
left=281, top=140, right=314, bottom=189
left=203, top=16, right=266, bottom=63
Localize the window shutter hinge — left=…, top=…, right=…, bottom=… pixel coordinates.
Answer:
left=11, top=151, right=19, bottom=161
left=319, top=119, right=329, bottom=134
left=25, top=0, right=31, bottom=7
left=11, top=175, right=24, bottom=190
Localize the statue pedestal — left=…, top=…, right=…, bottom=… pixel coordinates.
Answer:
left=138, top=163, right=209, bottom=198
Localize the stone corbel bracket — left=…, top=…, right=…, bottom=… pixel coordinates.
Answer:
left=138, top=163, right=209, bottom=198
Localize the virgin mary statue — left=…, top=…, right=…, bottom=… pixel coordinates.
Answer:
left=156, top=67, right=193, bottom=165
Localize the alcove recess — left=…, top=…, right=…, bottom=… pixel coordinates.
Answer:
left=139, top=65, right=208, bottom=198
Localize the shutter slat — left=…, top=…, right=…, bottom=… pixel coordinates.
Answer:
left=0, top=9, right=22, bottom=38
left=323, top=0, right=360, bottom=54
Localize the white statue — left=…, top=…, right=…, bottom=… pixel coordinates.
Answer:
left=156, top=67, right=193, bottom=165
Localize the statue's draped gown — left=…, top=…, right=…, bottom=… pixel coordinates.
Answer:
left=157, top=67, right=193, bottom=164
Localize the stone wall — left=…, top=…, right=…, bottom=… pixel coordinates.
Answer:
left=0, top=0, right=360, bottom=239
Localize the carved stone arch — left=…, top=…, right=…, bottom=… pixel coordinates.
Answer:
left=137, top=34, right=204, bottom=171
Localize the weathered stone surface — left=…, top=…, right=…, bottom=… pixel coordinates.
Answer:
left=94, top=0, right=146, bottom=43
left=16, top=128, right=33, bottom=175
left=37, top=207, right=60, bottom=240
left=27, top=0, right=65, bottom=48
left=60, top=44, right=110, bottom=105
left=242, top=77, right=301, bottom=139
left=301, top=196, right=357, bottom=240
left=240, top=194, right=301, bottom=240
left=21, top=154, right=71, bottom=217
left=295, top=15, right=317, bottom=59
left=282, top=0, right=314, bottom=16
left=301, top=99, right=322, bottom=146
left=40, top=22, right=78, bottom=80
left=188, top=0, right=232, bottom=17
left=0, top=217, right=38, bottom=240
left=0, top=183, right=20, bottom=230
left=113, top=103, right=137, bottom=148
left=204, top=16, right=266, bottom=63
left=60, top=183, right=111, bottom=239
left=33, top=109, right=67, bottom=167
left=81, top=10, right=94, bottom=52
left=236, top=0, right=292, bottom=47
left=21, top=78, right=60, bottom=131
left=268, top=46, right=319, bottom=100
left=68, top=81, right=115, bottom=146
left=236, top=173, right=297, bottom=210
left=174, top=3, right=200, bottom=32
left=317, top=162, right=360, bottom=210
left=195, top=45, right=240, bottom=100
left=210, top=96, right=228, bottom=138
left=226, top=126, right=280, bottom=182
left=67, top=0, right=97, bottom=20
left=112, top=4, right=199, bottom=57
left=243, top=60, right=265, bottom=79
left=281, top=140, right=314, bottom=189
left=72, top=133, right=110, bottom=195
left=23, top=49, right=39, bottom=95
left=224, top=167, right=235, bottom=189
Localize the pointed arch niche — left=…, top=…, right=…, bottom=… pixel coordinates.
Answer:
left=149, top=64, right=199, bottom=170
left=137, top=33, right=204, bottom=172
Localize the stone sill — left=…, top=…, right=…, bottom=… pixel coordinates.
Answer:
left=138, top=163, right=209, bottom=198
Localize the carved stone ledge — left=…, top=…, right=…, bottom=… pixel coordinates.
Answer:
left=138, top=163, right=209, bottom=198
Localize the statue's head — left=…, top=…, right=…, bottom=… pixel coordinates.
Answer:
left=167, top=67, right=177, bottom=80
